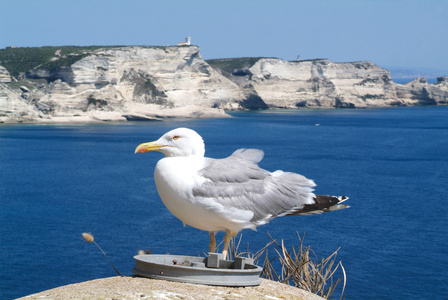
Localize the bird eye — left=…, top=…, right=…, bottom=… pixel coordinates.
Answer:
left=172, top=135, right=180, bottom=140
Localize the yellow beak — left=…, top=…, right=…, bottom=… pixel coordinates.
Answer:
left=135, top=141, right=164, bottom=153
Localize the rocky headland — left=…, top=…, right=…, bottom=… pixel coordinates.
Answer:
left=1, top=45, right=447, bottom=123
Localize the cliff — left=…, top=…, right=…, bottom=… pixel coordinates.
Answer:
left=0, top=46, right=240, bottom=123
left=208, top=57, right=448, bottom=109
left=1, top=46, right=447, bottom=123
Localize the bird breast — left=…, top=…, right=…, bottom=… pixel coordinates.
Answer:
left=154, top=157, right=242, bottom=232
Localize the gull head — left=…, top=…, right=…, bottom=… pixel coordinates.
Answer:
left=135, top=127, right=205, bottom=157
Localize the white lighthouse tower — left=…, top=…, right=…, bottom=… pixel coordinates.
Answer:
left=177, top=37, right=191, bottom=46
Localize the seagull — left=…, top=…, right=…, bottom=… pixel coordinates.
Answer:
left=135, top=127, right=348, bottom=259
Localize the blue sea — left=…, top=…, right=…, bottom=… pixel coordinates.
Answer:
left=392, top=78, right=438, bottom=84
left=1, top=106, right=447, bottom=299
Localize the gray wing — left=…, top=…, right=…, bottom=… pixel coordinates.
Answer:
left=192, top=148, right=316, bottom=223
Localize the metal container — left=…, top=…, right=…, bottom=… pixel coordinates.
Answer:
left=133, top=253, right=262, bottom=286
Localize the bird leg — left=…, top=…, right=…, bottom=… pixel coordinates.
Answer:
left=222, top=229, right=237, bottom=260
left=209, top=231, right=216, bottom=253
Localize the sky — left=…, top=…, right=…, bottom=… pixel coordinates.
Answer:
left=1, top=0, right=447, bottom=74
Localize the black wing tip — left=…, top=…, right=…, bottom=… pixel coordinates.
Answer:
left=339, top=195, right=349, bottom=202
left=288, top=194, right=350, bottom=216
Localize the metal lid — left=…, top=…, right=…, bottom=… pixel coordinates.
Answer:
left=133, top=253, right=262, bottom=286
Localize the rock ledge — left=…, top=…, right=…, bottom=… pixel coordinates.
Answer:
left=17, top=276, right=324, bottom=300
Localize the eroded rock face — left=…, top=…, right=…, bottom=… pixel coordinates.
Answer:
left=394, top=77, right=448, bottom=105
left=0, top=82, right=41, bottom=122
left=0, top=66, right=11, bottom=83
left=42, top=47, right=243, bottom=118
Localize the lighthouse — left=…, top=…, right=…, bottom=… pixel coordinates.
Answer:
left=177, top=37, right=191, bottom=46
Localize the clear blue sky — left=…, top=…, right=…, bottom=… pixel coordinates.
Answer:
left=1, top=0, right=447, bottom=73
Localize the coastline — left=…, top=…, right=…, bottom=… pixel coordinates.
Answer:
left=3, top=104, right=448, bottom=125
left=2, top=46, right=447, bottom=124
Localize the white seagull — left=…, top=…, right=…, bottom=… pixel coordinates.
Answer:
left=135, top=128, right=348, bottom=258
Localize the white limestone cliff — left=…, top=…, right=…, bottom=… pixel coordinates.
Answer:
left=215, top=58, right=447, bottom=109
left=249, top=59, right=397, bottom=108
left=1, top=46, right=241, bottom=123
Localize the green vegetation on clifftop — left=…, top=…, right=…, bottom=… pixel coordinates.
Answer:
left=0, top=46, right=107, bottom=76
left=0, top=45, right=181, bottom=77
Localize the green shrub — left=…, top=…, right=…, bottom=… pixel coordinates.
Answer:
left=206, top=57, right=267, bottom=74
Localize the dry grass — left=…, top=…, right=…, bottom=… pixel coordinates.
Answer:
left=82, top=232, right=122, bottom=277
left=230, top=232, right=346, bottom=300
left=82, top=231, right=345, bottom=299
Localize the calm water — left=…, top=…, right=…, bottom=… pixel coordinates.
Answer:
left=1, top=106, right=447, bottom=299
left=392, top=77, right=438, bottom=84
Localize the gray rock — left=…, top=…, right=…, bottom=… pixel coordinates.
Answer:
left=20, top=86, right=30, bottom=93
left=0, top=66, right=11, bottom=83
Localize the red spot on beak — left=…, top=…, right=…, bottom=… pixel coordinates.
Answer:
left=136, top=147, right=147, bottom=153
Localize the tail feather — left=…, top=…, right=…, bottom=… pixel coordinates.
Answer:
left=288, top=195, right=349, bottom=216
